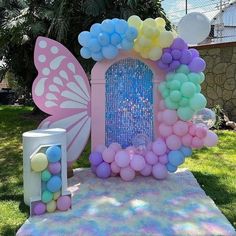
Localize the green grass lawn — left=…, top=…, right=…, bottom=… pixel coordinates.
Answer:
left=0, top=105, right=235, bottom=235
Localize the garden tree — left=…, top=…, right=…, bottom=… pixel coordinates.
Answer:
left=0, top=0, right=170, bottom=101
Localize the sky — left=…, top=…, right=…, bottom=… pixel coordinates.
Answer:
left=162, top=0, right=232, bottom=25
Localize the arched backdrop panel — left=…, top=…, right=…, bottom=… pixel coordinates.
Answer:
left=91, top=51, right=166, bottom=150
left=105, top=58, right=153, bottom=148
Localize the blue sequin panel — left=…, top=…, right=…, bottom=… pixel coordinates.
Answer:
left=105, top=58, right=153, bottom=148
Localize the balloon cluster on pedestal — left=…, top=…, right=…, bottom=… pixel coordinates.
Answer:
left=30, top=145, right=71, bottom=215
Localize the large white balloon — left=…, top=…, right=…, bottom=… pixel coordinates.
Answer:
left=177, top=12, right=211, bottom=44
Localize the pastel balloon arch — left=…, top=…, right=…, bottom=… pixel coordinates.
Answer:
left=33, top=15, right=218, bottom=182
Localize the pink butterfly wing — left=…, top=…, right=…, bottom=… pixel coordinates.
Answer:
left=32, top=37, right=91, bottom=163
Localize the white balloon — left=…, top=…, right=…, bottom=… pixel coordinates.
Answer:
left=177, top=12, right=211, bottom=44
left=192, top=108, right=216, bottom=128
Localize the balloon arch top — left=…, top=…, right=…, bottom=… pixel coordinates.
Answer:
left=33, top=15, right=218, bottom=182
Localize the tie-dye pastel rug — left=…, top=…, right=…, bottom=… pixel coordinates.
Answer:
left=17, top=168, right=235, bottom=236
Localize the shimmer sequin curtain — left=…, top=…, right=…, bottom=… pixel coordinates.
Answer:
left=105, top=58, right=154, bottom=148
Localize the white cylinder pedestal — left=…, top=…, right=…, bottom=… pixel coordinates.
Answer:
left=23, top=128, right=67, bottom=206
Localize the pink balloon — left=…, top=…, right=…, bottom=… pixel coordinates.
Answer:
left=125, top=146, right=136, bottom=156
left=140, top=164, right=152, bottom=176
left=57, top=196, right=71, bottom=211
left=94, top=144, right=106, bottom=153
left=189, top=125, right=197, bottom=136
left=130, top=154, right=146, bottom=171
left=115, top=150, right=130, bottom=168
left=162, top=110, right=178, bottom=125
left=195, top=126, right=207, bottom=138
left=158, top=123, right=173, bottom=137
left=102, top=148, right=116, bottom=163
left=152, top=138, right=167, bottom=155
left=145, top=151, right=158, bottom=165
left=159, top=154, right=168, bottom=164
left=120, top=167, right=135, bottom=181
left=191, top=137, right=204, bottom=149
left=109, top=142, right=122, bottom=152
left=173, top=121, right=189, bottom=136
left=203, top=131, right=218, bottom=147
left=182, top=134, right=193, bottom=147
left=152, top=164, right=168, bottom=180
left=111, top=161, right=121, bottom=174
left=166, top=135, right=182, bottom=150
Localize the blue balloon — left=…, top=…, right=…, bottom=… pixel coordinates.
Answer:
left=90, top=23, right=102, bottom=37
left=121, top=38, right=134, bottom=50
left=125, top=27, right=138, bottom=41
left=102, top=45, right=118, bottom=59
left=98, top=32, right=110, bottom=46
left=110, top=32, right=122, bottom=45
left=46, top=145, right=61, bottom=163
left=46, top=176, right=62, bottom=192
left=80, top=47, right=91, bottom=59
left=180, top=146, right=192, bottom=157
left=91, top=51, right=104, bottom=61
left=88, top=38, right=101, bottom=53
left=78, top=31, right=91, bottom=47
left=115, top=19, right=128, bottom=34
left=168, top=150, right=185, bottom=166
left=166, top=163, right=177, bottom=173
left=101, top=19, right=115, bottom=34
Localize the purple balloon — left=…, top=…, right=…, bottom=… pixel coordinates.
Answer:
left=158, top=60, right=169, bottom=69
left=169, top=60, right=180, bottom=70
left=189, top=48, right=200, bottom=58
left=171, top=49, right=182, bottom=60
left=163, top=48, right=171, bottom=53
left=96, top=162, right=111, bottom=178
left=91, top=165, right=97, bottom=174
left=171, top=38, right=188, bottom=50
left=180, top=49, right=192, bottom=64
left=89, top=152, right=103, bottom=166
left=48, top=162, right=61, bottom=175
left=162, top=52, right=172, bottom=64
left=188, top=57, right=206, bottom=72
left=33, top=202, right=46, bottom=215
left=57, top=196, right=71, bottom=211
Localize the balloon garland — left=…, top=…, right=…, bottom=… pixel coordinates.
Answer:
left=78, top=15, right=218, bottom=181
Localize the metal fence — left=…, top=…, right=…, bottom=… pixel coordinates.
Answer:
left=162, top=0, right=236, bottom=44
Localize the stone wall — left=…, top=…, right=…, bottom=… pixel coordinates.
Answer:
left=195, top=42, right=236, bottom=121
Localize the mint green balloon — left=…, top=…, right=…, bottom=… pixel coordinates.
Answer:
left=42, top=190, right=53, bottom=203
left=166, top=72, right=175, bottom=81
left=41, top=170, right=51, bottom=182
left=179, top=97, right=189, bottom=107
left=169, top=80, right=181, bottom=90
left=170, top=90, right=182, bottom=102
left=177, top=107, right=195, bottom=121
left=173, top=73, right=188, bottom=84
left=180, top=82, right=196, bottom=98
left=162, top=88, right=170, bottom=98
left=188, top=73, right=201, bottom=84
left=165, top=97, right=179, bottom=109
left=189, top=93, right=207, bottom=111
left=176, top=65, right=190, bottom=74
left=199, top=72, right=205, bottom=84
left=195, top=84, right=201, bottom=93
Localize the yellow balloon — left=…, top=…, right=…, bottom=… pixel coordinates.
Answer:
left=142, top=26, right=155, bottom=37
left=155, top=17, right=166, bottom=28
left=140, top=50, right=149, bottom=59
left=128, top=15, right=143, bottom=30
left=139, top=36, right=151, bottom=47
left=151, top=38, right=161, bottom=48
left=134, top=42, right=141, bottom=52
left=47, top=200, right=57, bottom=213
left=31, top=153, right=48, bottom=172
left=53, top=191, right=61, bottom=200
left=159, top=31, right=174, bottom=48
left=143, top=18, right=157, bottom=28
left=148, top=47, right=162, bottom=61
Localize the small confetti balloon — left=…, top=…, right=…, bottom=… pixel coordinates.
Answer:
left=132, top=133, right=150, bottom=153
left=192, top=108, right=216, bottom=128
